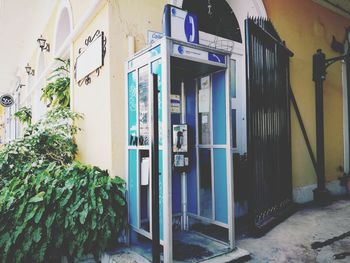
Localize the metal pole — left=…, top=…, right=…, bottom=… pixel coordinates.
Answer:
left=151, top=74, right=160, bottom=263
left=312, top=49, right=330, bottom=204
left=180, top=81, right=188, bottom=231
left=315, top=78, right=325, bottom=190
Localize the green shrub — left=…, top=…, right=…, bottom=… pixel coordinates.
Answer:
left=0, top=107, right=127, bottom=263
left=14, top=106, right=32, bottom=126
left=41, top=58, right=70, bottom=108
left=0, top=107, right=80, bottom=185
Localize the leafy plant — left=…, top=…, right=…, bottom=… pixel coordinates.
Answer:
left=41, top=58, right=70, bottom=108
left=0, top=107, right=127, bottom=262
left=0, top=107, right=81, bottom=185
left=0, top=162, right=127, bottom=263
left=14, top=106, right=32, bottom=126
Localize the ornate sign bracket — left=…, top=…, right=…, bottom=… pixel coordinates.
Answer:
left=74, top=30, right=107, bottom=86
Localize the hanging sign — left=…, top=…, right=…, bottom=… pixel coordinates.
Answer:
left=0, top=94, right=14, bottom=107
left=163, top=5, right=199, bottom=44
left=75, top=30, right=106, bottom=86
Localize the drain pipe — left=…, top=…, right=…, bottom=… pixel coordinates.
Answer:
left=181, top=80, right=189, bottom=231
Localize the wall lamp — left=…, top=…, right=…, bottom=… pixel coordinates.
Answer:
left=25, top=63, right=35, bottom=76
left=16, top=84, right=25, bottom=92
left=37, top=35, right=50, bottom=52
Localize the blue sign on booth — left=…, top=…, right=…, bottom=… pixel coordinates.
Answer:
left=163, top=5, right=199, bottom=44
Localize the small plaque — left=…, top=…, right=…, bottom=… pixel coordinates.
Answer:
left=0, top=94, right=14, bottom=107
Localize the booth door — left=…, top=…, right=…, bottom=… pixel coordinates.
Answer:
left=195, top=72, right=229, bottom=224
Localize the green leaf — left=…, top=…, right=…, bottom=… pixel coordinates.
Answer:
left=13, top=224, right=26, bottom=243
left=100, top=188, right=109, bottom=200
left=97, top=197, right=103, bottom=215
left=91, top=213, right=97, bottom=230
left=59, top=189, right=72, bottom=207
left=79, top=203, right=89, bottom=224
left=24, top=205, right=38, bottom=222
left=45, top=213, right=56, bottom=229
left=33, top=227, right=42, bottom=243
left=34, top=206, right=45, bottom=223
left=29, top=191, right=45, bottom=203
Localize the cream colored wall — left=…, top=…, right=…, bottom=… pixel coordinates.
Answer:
left=263, top=0, right=350, bottom=187
left=108, top=0, right=167, bottom=178
left=21, top=0, right=350, bottom=187
left=70, top=0, right=167, bottom=178
left=72, top=3, right=113, bottom=171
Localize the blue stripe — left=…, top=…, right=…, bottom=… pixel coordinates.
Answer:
left=212, top=71, right=226, bottom=145
left=128, top=150, right=137, bottom=227
left=214, top=149, right=228, bottom=223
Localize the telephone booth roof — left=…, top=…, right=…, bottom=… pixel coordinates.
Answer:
left=127, top=36, right=231, bottom=74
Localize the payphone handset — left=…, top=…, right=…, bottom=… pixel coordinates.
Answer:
left=172, top=124, right=189, bottom=169
left=187, top=16, right=196, bottom=43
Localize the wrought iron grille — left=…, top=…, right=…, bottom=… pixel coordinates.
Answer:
left=245, top=17, right=294, bottom=233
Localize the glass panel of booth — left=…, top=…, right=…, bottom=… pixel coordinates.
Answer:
left=230, top=59, right=237, bottom=148
left=138, top=65, right=149, bottom=146
left=198, top=76, right=211, bottom=145
left=126, top=53, right=164, bottom=239
left=128, top=71, right=137, bottom=146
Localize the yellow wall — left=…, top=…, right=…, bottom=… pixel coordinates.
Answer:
left=71, top=0, right=167, bottom=178
left=21, top=0, right=350, bottom=188
left=66, top=0, right=165, bottom=178
left=108, top=0, right=167, bottom=178
left=264, top=0, right=350, bottom=187
left=73, top=3, right=114, bottom=172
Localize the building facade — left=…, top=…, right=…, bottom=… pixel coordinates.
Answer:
left=1, top=0, right=350, bottom=261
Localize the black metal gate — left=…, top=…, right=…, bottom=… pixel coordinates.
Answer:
left=245, top=18, right=294, bottom=233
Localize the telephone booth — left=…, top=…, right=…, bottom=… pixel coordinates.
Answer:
left=126, top=7, right=234, bottom=262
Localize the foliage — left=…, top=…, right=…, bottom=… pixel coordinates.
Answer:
left=0, top=162, right=127, bottom=263
left=0, top=107, right=81, bottom=184
left=14, top=106, right=32, bottom=126
left=0, top=107, right=127, bottom=262
left=41, top=58, right=70, bottom=108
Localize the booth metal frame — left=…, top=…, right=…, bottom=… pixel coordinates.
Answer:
left=125, top=36, right=234, bottom=262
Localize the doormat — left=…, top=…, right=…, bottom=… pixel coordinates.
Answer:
left=173, top=241, right=212, bottom=261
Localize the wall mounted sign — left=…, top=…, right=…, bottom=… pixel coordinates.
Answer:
left=75, top=30, right=107, bottom=86
left=163, top=5, right=199, bottom=44
left=147, top=30, right=163, bottom=45
left=170, top=94, right=181, bottom=113
left=0, top=94, right=14, bottom=107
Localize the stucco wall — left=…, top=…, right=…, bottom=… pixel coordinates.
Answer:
left=20, top=0, right=350, bottom=188
left=263, top=0, right=350, bottom=187
left=108, top=0, right=167, bottom=178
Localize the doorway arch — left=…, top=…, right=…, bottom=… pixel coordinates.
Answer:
left=179, top=0, right=267, bottom=218
left=181, top=0, right=267, bottom=45
left=53, top=0, right=73, bottom=56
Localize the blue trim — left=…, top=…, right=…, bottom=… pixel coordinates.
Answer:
left=214, top=149, right=228, bottom=223
left=186, top=79, right=198, bottom=214
left=159, top=150, right=164, bottom=240
left=128, top=150, right=137, bottom=227
left=212, top=71, right=226, bottom=145
left=128, top=71, right=137, bottom=146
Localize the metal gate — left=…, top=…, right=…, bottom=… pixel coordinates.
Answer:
left=245, top=18, right=294, bottom=233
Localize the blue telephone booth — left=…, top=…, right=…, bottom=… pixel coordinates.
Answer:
left=126, top=7, right=234, bottom=262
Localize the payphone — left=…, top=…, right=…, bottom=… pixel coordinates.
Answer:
left=126, top=5, right=235, bottom=262
left=172, top=124, right=189, bottom=169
